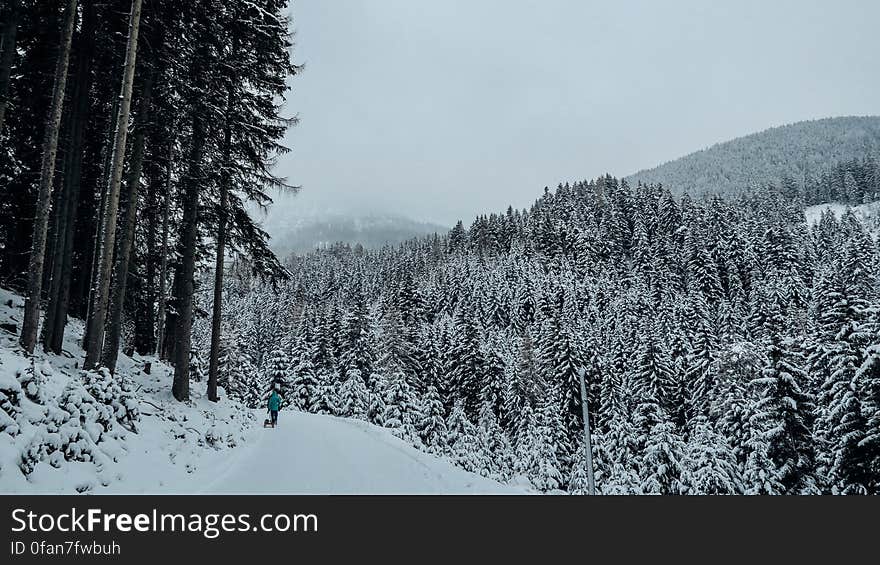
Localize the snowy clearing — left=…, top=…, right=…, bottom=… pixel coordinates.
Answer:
left=805, top=201, right=880, bottom=235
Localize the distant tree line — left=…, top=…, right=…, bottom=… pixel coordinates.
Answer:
left=780, top=156, right=880, bottom=206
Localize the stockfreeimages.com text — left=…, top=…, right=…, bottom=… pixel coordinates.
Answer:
left=11, top=508, right=318, bottom=539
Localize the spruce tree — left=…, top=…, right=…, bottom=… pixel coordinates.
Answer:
left=752, top=300, right=818, bottom=494
left=338, top=369, right=369, bottom=420
left=418, top=384, right=448, bottom=454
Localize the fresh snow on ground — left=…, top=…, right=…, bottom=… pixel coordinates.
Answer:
left=0, top=288, right=518, bottom=494
left=0, top=288, right=257, bottom=494
left=205, top=410, right=520, bottom=494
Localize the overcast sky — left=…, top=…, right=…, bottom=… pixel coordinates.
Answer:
left=266, top=0, right=880, bottom=228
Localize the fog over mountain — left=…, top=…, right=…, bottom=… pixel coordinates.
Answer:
left=265, top=211, right=448, bottom=256
left=261, top=116, right=880, bottom=254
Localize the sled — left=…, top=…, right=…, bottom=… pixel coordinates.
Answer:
left=263, top=419, right=276, bottom=428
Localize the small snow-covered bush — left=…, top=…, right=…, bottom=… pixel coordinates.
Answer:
left=16, top=358, right=48, bottom=404
left=56, top=379, right=116, bottom=443
left=0, top=371, right=22, bottom=436
left=17, top=371, right=139, bottom=477
left=18, top=396, right=111, bottom=476
left=81, top=368, right=141, bottom=432
left=202, top=422, right=238, bottom=450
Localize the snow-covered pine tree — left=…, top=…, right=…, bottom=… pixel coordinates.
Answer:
left=815, top=319, right=870, bottom=493
left=684, top=294, right=719, bottom=425
left=418, top=384, right=448, bottom=454
left=290, top=358, right=319, bottom=412
left=338, top=369, right=369, bottom=420
left=680, top=418, right=743, bottom=495
left=448, top=301, right=484, bottom=419
left=751, top=295, right=818, bottom=494
left=228, top=352, right=262, bottom=408
left=529, top=409, right=564, bottom=492
left=366, top=373, right=387, bottom=426
left=477, top=399, right=514, bottom=481
left=338, top=294, right=377, bottom=379
left=383, top=372, right=420, bottom=444
left=635, top=330, right=675, bottom=421
left=444, top=399, right=483, bottom=475
left=216, top=325, right=242, bottom=394
left=190, top=351, right=207, bottom=383
left=742, top=412, right=784, bottom=495
left=312, top=371, right=339, bottom=415
left=639, top=420, right=686, bottom=495
left=264, top=346, right=292, bottom=406
left=856, top=342, right=880, bottom=493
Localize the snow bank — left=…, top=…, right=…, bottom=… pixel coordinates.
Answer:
left=0, top=288, right=257, bottom=494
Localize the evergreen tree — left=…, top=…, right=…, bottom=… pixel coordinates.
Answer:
left=338, top=369, right=369, bottom=420
left=418, top=384, right=448, bottom=454
left=444, top=399, right=482, bottom=475
left=383, top=372, right=419, bottom=443
left=639, top=421, right=686, bottom=495
left=449, top=301, right=484, bottom=418
left=752, top=303, right=818, bottom=494
left=290, top=359, right=319, bottom=412
left=264, top=346, right=292, bottom=402
left=680, top=419, right=743, bottom=494
left=856, top=343, right=880, bottom=493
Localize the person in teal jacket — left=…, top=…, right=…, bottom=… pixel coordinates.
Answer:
left=267, top=388, right=282, bottom=427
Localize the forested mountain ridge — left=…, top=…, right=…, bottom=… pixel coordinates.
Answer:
left=208, top=175, right=880, bottom=495
left=627, top=116, right=880, bottom=198
left=265, top=213, right=448, bottom=256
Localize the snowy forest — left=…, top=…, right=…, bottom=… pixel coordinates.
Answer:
left=2, top=0, right=880, bottom=495
left=207, top=167, right=880, bottom=495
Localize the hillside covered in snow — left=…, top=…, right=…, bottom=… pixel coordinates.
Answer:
left=627, top=116, right=880, bottom=197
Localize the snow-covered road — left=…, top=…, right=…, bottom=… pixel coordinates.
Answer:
left=203, top=410, right=521, bottom=494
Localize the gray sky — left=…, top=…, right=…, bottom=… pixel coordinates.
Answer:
left=267, top=0, right=880, bottom=228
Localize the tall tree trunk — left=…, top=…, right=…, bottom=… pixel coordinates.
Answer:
left=162, top=266, right=181, bottom=364
left=207, top=91, right=234, bottom=403
left=19, top=0, right=79, bottom=355
left=83, top=0, right=144, bottom=370
left=156, top=141, right=173, bottom=359
left=42, top=131, right=73, bottom=349
left=82, top=94, right=119, bottom=345
left=172, top=115, right=205, bottom=402
left=136, top=152, right=160, bottom=355
left=0, top=0, right=21, bottom=135
left=43, top=0, right=96, bottom=354
left=102, top=68, right=154, bottom=373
